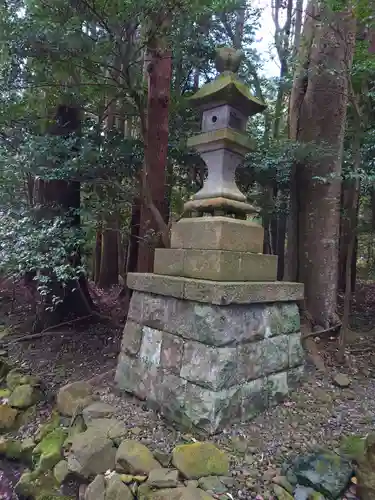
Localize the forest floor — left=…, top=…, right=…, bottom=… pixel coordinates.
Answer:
left=2, top=280, right=375, bottom=499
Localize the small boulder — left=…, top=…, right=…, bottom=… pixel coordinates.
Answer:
left=0, top=388, right=11, bottom=400
left=272, top=475, right=294, bottom=494
left=53, top=460, right=70, bottom=484
left=66, top=427, right=116, bottom=478
left=147, top=468, right=179, bottom=488
left=5, top=439, right=22, bottom=460
left=9, top=384, right=41, bottom=408
left=82, top=402, right=115, bottom=423
left=84, top=474, right=105, bottom=500
left=56, top=381, right=94, bottom=417
left=116, top=440, right=162, bottom=474
left=35, top=412, right=61, bottom=443
left=86, top=418, right=126, bottom=445
left=21, top=437, right=36, bottom=463
left=138, top=486, right=215, bottom=499
left=198, top=476, right=227, bottom=494
left=172, top=442, right=230, bottom=479
left=6, top=369, right=40, bottom=391
left=105, top=473, right=133, bottom=500
left=153, top=449, right=171, bottom=467
left=273, top=484, right=293, bottom=500
left=332, top=373, right=351, bottom=388
left=0, top=404, right=18, bottom=430
left=33, top=428, right=68, bottom=473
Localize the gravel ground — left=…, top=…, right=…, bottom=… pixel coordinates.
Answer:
left=98, top=364, right=374, bottom=499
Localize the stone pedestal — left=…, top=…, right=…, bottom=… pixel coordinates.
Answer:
left=115, top=272, right=305, bottom=434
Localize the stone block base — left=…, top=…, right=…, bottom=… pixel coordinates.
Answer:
left=115, top=288, right=305, bottom=434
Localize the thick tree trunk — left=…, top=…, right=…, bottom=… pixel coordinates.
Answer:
left=32, top=105, right=94, bottom=329
left=137, top=45, right=171, bottom=272
left=98, top=214, right=119, bottom=288
left=286, top=1, right=356, bottom=328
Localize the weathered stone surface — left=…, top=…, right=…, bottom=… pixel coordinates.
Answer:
left=139, top=486, right=215, bottom=500
left=35, top=412, right=61, bottom=443
left=116, top=440, right=162, bottom=474
left=198, top=476, right=228, bottom=494
left=67, top=428, right=116, bottom=478
left=170, top=216, right=264, bottom=253
left=284, top=451, right=353, bottom=499
left=240, top=377, right=268, bottom=421
left=147, top=468, right=179, bottom=488
left=287, top=365, right=305, bottom=390
left=273, top=484, right=293, bottom=500
left=86, top=418, right=126, bottom=444
left=33, top=428, right=67, bottom=473
left=181, top=342, right=236, bottom=390
left=106, top=473, right=133, bottom=500
left=121, top=320, right=143, bottom=356
left=82, top=402, right=115, bottom=423
left=288, top=333, right=305, bottom=367
left=154, top=248, right=278, bottom=282
left=183, top=382, right=241, bottom=433
left=53, top=460, right=70, bottom=484
left=332, top=373, right=351, bottom=388
left=127, top=273, right=304, bottom=305
left=267, top=372, right=289, bottom=406
left=85, top=474, right=105, bottom=500
left=139, top=326, right=163, bottom=365
left=172, top=442, right=229, bottom=479
left=268, top=303, right=300, bottom=336
left=57, top=381, right=94, bottom=417
left=9, top=384, right=41, bottom=408
left=6, top=369, right=40, bottom=391
left=161, top=333, right=184, bottom=373
left=0, top=404, right=18, bottom=430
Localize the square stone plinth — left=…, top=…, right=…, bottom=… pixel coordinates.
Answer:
left=115, top=290, right=305, bottom=434
left=154, top=248, right=277, bottom=281
left=127, top=273, right=304, bottom=305
left=170, top=216, right=264, bottom=253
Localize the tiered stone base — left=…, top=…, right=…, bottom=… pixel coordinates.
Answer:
left=115, top=274, right=305, bottom=434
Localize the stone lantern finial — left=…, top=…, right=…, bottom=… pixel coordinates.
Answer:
left=215, top=47, right=244, bottom=74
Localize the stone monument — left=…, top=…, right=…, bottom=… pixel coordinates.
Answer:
left=115, top=47, right=305, bottom=434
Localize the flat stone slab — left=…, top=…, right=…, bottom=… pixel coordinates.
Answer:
left=127, top=273, right=304, bottom=305
left=171, top=216, right=264, bottom=253
left=154, top=249, right=277, bottom=282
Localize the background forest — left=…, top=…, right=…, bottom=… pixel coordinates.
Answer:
left=1, top=0, right=375, bottom=360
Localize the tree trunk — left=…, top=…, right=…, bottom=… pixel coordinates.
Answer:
left=137, top=41, right=171, bottom=272
left=286, top=1, right=356, bottom=328
left=93, top=226, right=102, bottom=283
left=98, top=214, right=119, bottom=288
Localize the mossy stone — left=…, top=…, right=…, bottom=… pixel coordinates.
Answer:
left=15, top=470, right=61, bottom=499
left=16, top=404, right=37, bottom=427
left=0, top=388, right=11, bottom=399
left=35, top=411, right=61, bottom=443
left=9, top=383, right=41, bottom=408
left=5, top=439, right=22, bottom=460
left=53, top=460, right=70, bottom=484
left=172, top=442, right=230, bottom=479
left=21, top=437, right=36, bottom=463
left=33, top=428, right=68, bottom=473
left=0, top=403, right=18, bottom=431
left=340, top=435, right=366, bottom=462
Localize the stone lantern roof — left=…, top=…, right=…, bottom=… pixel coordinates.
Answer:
left=189, top=47, right=267, bottom=117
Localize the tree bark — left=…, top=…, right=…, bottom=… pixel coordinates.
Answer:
left=93, top=225, right=102, bottom=283
left=286, top=1, right=356, bottom=328
left=136, top=40, right=171, bottom=272
left=98, top=214, right=119, bottom=288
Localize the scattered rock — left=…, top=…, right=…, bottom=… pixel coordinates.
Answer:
left=284, top=450, right=353, bottom=499
left=172, top=442, right=230, bottom=479
left=67, top=427, right=116, bottom=478
left=0, top=404, right=18, bottom=430
left=130, top=426, right=142, bottom=436
left=35, top=412, right=61, bottom=443
left=272, top=475, right=294, bottom=494
left=53, top=460, right=70, bottom=484
left=138, top=486, right=215, bottom=499
left=86, top=418, right=126, bottom=445
left=231, top=436, right=248, bottom=454
left=6, top=369, right=40, bottom=391
left=82, top=402, right=115, bottom=423
left=147, top=468, right=179, bottom=488
left=273, top=484, right=293, bottom=500
left=57, top=381, right=94, bottom=417
left=85, top=474, right=105, bottom=500
left=9, top=384, right=41, bottom=408
left=21, top=437, right=36, bottom=462
left=4, top=439, right=22, bottom=460
left=153, top=449, right=171, bottom=467
left=356, top=433, right=375, bottom=500
left=198, top=476, right=228, bottom=494
left=332, top=373, right=351, bottom=388
left=185, top=480, right=199, bottom=488
left=105, top=472, right=134, bottom=500
left=33, top=428, right=67, bottom=473
left=116, top=440, right=162, bottom=474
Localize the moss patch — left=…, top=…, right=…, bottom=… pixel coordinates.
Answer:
left=172, top=442, right=230, bottom=479
left=33, top=428, right=68, bottom=473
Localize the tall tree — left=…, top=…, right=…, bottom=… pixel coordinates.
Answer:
left=286, top=0, right=356, bottom=328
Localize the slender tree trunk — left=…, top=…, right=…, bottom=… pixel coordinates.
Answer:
left=137, top=38, right=172, bottom=272
left=98, top=215, right=119, bottom=288
left=93, top=225, right=102, bottom=283
left=286, top=1, right=356, bottom=328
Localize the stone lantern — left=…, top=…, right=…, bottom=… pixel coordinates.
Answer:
left=184, top=47, right=265, bottom=219
left=115, top=47, right=305, bottom=435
